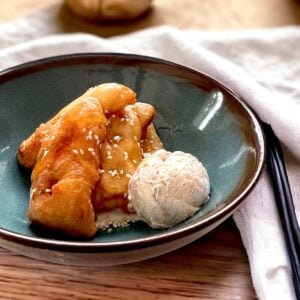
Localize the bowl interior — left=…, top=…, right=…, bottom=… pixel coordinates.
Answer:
left=0, top=54, right=262, bottom=243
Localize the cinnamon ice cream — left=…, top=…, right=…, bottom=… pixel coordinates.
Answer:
left=128, top=149, right=210, bottom=228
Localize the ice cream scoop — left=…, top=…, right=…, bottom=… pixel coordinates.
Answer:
left=128, top=149, right=210, bottom=228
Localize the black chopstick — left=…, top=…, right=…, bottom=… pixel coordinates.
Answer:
left=262, top=123, right=300, bottom=299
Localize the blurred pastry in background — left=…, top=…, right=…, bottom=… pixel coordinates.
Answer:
left=65, top=0, right=152, bottom=21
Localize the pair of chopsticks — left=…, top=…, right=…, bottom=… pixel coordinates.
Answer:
left=262, top=123, right=300, bottom=299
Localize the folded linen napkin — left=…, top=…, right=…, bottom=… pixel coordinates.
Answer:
left=0, top=9, right=299, bottom=300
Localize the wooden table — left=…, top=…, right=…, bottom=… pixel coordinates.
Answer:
left=1, top=1, right=300, bottom=299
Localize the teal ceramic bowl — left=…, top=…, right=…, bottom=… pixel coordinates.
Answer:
left=0, top=53, right=265, bottom=265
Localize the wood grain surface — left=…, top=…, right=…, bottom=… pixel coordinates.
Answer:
left=0, top=1, right=299, bottom=299
left=0, top=220, right=255, bottom=300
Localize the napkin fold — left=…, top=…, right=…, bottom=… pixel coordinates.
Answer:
left=0, top=9, right=299, bottom=300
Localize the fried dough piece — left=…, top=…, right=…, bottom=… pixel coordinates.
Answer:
left=93, top=102, right=163, bottom=212
left=18, top=83, right=136, bottom=237
left=141, top=123, right=164, bottom=154
left=130, top=103, right=163, bottom=154
left=18, top=83, right=136, bottom=168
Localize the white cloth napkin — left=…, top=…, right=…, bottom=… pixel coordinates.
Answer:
left=0, top=9, right=299, bottom=300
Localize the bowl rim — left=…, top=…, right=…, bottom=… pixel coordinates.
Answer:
left=0, top=52, right=266, bottom=252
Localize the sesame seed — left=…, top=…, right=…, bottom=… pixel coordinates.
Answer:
left=82, top=128, right=87, bottom=132
left=43, top=149, right=49, bottom=158
left=104, top=109, right=108, bottom=114
left=106, top=120, right=110, bottom=126
left=107, top=150, right=111, bottom=156
left=107, top=156, right=112, bottom=160
left=120, top=94, right=125, bottom=99
left=97, top=140, right=100, bottom=145
left=98, top=169, right=105, bottom=174
left=91, top=152, right=96, bottom=156
left=108, top=170, right=118, bottom=177
left=106, top=144, right=111, bottom=149
left=133, top=136, right=137, bottom=141
left=88, top=147, right=94, bottom=152
left=80, top=148, right=84, bottom=155
left=113, top=136, right=121, bottom=142
left=45, top=188, right=51, bottom=193
left=126, top=174, right=132, bottom=178
left=112, top=114, right=116, bottom=118
left=124, top=151, right=128, bottom=160
left=120, top=170, right=124, bottom=175
left=50, top=136, right=55, bottom=140
left=121, top=117, right=125, bottom=122
left=113, top=144, right=118, bottom=148
left=94, top=134, right=99, bottom=140
left=133, top=159, right=137, bottom=164
left=72, top=149, right=79, bottom=154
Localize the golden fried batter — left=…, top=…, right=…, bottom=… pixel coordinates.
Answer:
left=141, top=123, right=164, bottom=154
left=18, top=83, right=136, bottom=168
left=18, top=82, right=164, bottom=237
left=18, top=83, right=136, bottom=237
left=93, top=102, right=162, bottom=212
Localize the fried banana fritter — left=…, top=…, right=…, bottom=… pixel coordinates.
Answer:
left=18, top=83, right=136, bottom=237
left=18, top=83, right=163, bottom=238
left=93, top=102, right=163, bottom=213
